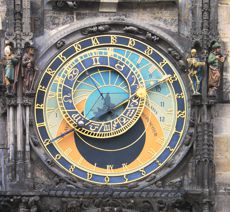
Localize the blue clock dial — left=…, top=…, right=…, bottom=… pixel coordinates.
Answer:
left=34, top=35, right=188, bottom=185
left=74, top=67, right=129, bottom=121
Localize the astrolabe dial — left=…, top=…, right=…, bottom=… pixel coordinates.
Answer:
left=34, top=35, right=188, bottom=185
left=56, top=49, right=146, bottom=138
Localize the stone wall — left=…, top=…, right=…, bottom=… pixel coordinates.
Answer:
left=215, top=0, right=230, bottom=211
left=0, top=0, right=6, bottom=30
left=42, top=1, right=178, bottom=33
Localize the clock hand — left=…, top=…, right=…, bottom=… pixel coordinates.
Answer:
left=91, top=74, right=171, bottom=120
left=50, top=128, right=74, bottom=143
left=84, top=95, right=101, bottom=118
left=85, top=71, right=111, bottom=111
left=101, top=92, right=128, bottom=95
left=146, top=74, right=171, bottom=91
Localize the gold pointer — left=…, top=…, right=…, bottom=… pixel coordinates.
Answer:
left=91, top=74, right=171, bottom=119
left=135, top=74, right=172, bottom=99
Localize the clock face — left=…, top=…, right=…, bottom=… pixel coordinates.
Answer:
left=35, top=34, right=188, bottom=185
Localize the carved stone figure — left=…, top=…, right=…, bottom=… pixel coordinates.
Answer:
left=81, top=25, right=110, bottom=35
left=22, top=47, right=36, bottom=93
left=2, top=43, right=18, bottom=94
left=208, top=42, right=227, bottom=97
left=56, top=39, right=66, bottom=49
left=187, top=49, right=205, bottom=95
left=146, top=32, right=160, bottom=42
left=123, top=26, right=140, bottom=34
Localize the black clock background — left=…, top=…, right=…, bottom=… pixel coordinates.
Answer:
left=74, top=118, right=146, bottom=169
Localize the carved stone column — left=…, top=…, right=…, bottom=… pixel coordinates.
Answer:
left=14, top=0, right=24, bottom=182
left=0, top=86, right=7, bottom=190
left=191, top=0, right=217, bottom=211
left=16, top=73, right=25, bottom=183
left=6, top=94, right=17, bottom=183
left=4, top=0, right=34, bottom=186
left=23, top=93, right=35, bottom=186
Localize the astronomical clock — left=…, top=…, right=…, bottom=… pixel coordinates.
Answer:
left=0, top=0, right=218, bottom=211
left=33, top=32, right=191, bottom=187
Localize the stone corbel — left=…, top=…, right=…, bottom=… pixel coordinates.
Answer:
left=6, top=95, right=17, bottom=107
left=23, top=93, right=35, bottom=107
left=0, top=99, right=6, bottom=115
left=4, top=31, right=16, bottom=48
left=21, top=32, right=34, bottom=47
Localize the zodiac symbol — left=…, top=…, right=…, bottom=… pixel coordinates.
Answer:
left=63, top=93, right=73, bottom=103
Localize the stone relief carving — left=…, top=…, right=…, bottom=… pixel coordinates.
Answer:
left=45, top=13, right=74, bottom=30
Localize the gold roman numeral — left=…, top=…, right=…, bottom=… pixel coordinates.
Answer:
left=107, top=165, right=114, bottom=173
left=92, top=57, right=100, bottom=65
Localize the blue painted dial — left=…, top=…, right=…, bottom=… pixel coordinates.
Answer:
left=81, top=69, right=129, bottom=121
left=34, top=35, right=189, bottom=185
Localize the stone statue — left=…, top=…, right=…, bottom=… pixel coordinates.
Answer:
left=187, top=49, right=205, bottom=95
left=22, top=46, right=36, bottom=93
left=208, top=42, right=228, bottom=97
left=2, top=43, right=18, bottom=94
